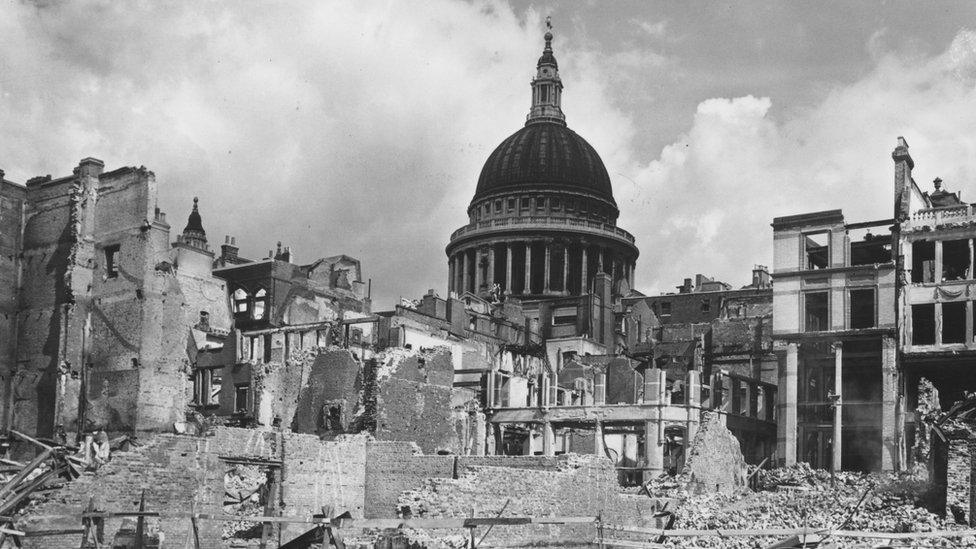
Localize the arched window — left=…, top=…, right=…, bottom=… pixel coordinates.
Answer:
left=232, top=288, right=250, bottom=314
left=252, top=288, right=268, bottom=320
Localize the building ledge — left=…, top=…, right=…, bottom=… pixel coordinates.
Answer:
left=447, top=216, right=637, bottom=250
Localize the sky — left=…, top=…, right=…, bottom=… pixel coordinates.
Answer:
left=2, top=0, right=976, bottom=308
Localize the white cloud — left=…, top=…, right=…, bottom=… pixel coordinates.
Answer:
left=0, top=0, right=633, bottom=308
left=2, top=2, right=973, bottom=308
left=617, top=29, right=976, bottom=294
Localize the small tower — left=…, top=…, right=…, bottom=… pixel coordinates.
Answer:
left=527, top=18, right=565, bottom=126
left=174, top=197, right=214, bottom=276
left=179, top=197, right=209, bottom=251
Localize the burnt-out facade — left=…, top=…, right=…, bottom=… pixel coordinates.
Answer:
left=0, top=160, right=235, bottom=441
left=772, top=207, right=898, bottom=472
left=893, top=138, right=976, bottom=463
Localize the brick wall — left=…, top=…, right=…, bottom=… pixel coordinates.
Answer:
left=396, top=454, right=654, bottom=546
left=17, top=428, right=573, bottom=545
left=945, top=437, right=974, bottom=524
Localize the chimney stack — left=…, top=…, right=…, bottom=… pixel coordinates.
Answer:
left=892, top=136, right=914, bottom=222
left=221, top=235, right=239, bottom=263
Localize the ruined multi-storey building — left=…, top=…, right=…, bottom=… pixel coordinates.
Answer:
left=772, top=206, right=897, bottom=472
left=0, top=160, right=233, bottom=441
left=771, top=137, right=976, bottom=473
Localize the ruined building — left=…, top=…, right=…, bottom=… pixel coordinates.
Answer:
left=772, top=137, right=976, bottom=474
left=0, top=160, right=233, bottom=440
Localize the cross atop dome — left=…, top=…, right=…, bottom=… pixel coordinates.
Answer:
left=527, top=17, right=565, bottom=126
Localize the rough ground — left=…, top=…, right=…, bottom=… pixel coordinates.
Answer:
left=642, top=462, right=973, bottom=548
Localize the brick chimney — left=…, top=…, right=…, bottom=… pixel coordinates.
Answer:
left=752, top=265, right=771, bottom=289
left=221, top=235, right=239, bottom=262
left=892, top=136, right=914, bottom=222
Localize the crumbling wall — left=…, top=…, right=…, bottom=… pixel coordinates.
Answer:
left=18, top=427, right=575, bottom=546
left=683, top=411, right=748, bottom=494
left=371, top=347, right=457, bottom=454
left=397, top=454, right=654, bottom=546
left=0, top=179, right=25, bottom=431
left=945, top=437, right=976, bottom=524
left=17, top=428, right=382, bottom=547
left=363, top=443, right=566, bottom=519
left=290, top=348, right=362, bottom=434
left=915, top=377, right=941, bottom=469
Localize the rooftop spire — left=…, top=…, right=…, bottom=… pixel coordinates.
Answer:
left=526, top=17, right=565, bottom=126
left=180, top=196, right=209, bottom=250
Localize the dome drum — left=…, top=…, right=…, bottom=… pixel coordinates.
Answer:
left=447, top=234, right=636, bottom=300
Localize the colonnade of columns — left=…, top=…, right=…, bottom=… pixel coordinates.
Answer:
left=448, top=239, right=636, bottom=297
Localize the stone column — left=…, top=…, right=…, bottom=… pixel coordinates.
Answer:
left=686, top=370, right=702, bottom=444
left=778, top=342, right=798, bottom=466
left=594, top=420, right=604, bottom=457
left=506, top=242, right=514, bottom=294
left=487, top=245, right=495, bottom=289
left=881, top=335, right=898, bottom=471
left=474, top=248, right=484, bottom=293
left=543, top=242, right=552, bottom=294
left=832, top=341, right=843, bottom=473
left=542, top=420, right=555, bottom=457
left=644, top=420, right=663, bottom=480
left=448, top=255, right=456, bottom=294
left=581, top=246, right=589, bottom=294
left=524, top=242, right=532, bottom=294
left=461, top=250, right=470, bottom=295
left=562, top=245, right=569, bottom=294
left=597, top=247, right=604, bottom=273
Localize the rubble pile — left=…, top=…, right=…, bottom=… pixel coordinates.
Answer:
left=646, top=463, right=974, bottom=548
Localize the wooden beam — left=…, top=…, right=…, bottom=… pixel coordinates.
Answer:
left=7, top=431, right=52, bottom=452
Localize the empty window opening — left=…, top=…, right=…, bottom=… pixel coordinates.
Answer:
left=912, top=304, right=936, bottom=345
left=912, top=241, right=936, bottom=283
left=520, top=198, right=530, bottom=211
left=660, top=301, right=672, bottom=318
left=943, top=301, right=967, bottom=344
left=663, top=426, right=686, bottom=476
left=804, top=232, right=829, bottom=270
left=507, top=198, right=515, bottom=211
left=849, top=228, right=892, bottom=266
left=804, top=292, right=829, bottom=332
left=850, top=289, right=876, bottom=329
left=494, top=200, right=502, bottom=213
left=263, top=334, right=272, bottom=362
left=942, top=239, right=971, bottom=281
left=234, top=383, right=250, bottom=414
left=104, top=244, right=120, bottom=278
left=194, top=367, right=222, bottom=407
left=536, top=197, right=546, bottom=212
left=701, top=299, right=711, bottom=313
left=233, top=288, right=250, bottom=314
left=251, top=288, right=267, bottom=320
left=553, top=305, right=577, bottom=326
